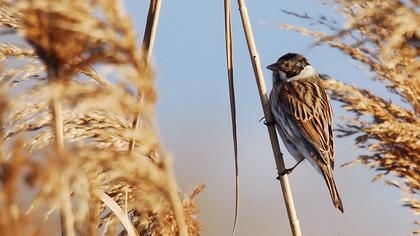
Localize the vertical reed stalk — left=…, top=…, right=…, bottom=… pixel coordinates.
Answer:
left=163, top=157, right=189, bottom=236
left=223, top=0, right=240, bottom=234
left=236, top=0, right=302, bottom=235
left=50, top=76, right=75, bottom=236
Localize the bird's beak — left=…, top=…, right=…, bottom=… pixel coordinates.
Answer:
left=266, top=63, right=277, bottom=71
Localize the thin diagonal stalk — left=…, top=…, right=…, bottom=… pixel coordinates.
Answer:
left=127, top=1, right=188, bottom=235
left=95, top=190, right=138, bottom=236
left=236, top=0, right=302, bottom=235
left=223, top=0, right=240, bottom=234
left=141, top=0, right=162, bottom=63
left=129, top=0, right=161, bottom=153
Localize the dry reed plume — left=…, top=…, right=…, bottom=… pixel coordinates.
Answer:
left=0, top=0, right=201, bottom=235
left=282, top=0, right=419, bottom=233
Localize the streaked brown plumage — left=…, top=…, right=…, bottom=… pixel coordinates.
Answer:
left=268, top=53, right=344, bottom=213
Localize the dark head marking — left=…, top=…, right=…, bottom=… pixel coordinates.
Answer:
left=267, top=53, right=310, bottom=79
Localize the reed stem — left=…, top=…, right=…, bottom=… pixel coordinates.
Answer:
left=223, top=0, right=240, bottom=234
left=236, top=1, right=302, bottom=235
left=130, top=1, right=188, bottom=235
left=50, top=78, right=75, bottom=236
left=129, top=0, right=162, bottom=153
left=163, top=157, right=189, bottom=236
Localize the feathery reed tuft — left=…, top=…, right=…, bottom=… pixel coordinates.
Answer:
left=0, top=0, right=201, bottom=235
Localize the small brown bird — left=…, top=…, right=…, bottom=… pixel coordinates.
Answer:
left=267, top=53, right=344, bottom=213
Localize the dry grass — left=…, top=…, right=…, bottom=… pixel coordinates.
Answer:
left=282, top=0, right=419, bottom=233
left=0, top=0, right=201, bottom=235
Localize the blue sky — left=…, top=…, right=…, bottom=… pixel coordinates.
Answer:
left=126, top=1, right=414, bottom=235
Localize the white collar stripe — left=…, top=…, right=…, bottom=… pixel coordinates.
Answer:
left=288, top=65, right=317, bottom=81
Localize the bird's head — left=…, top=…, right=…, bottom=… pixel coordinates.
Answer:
left=267, top=53, right=316, bottom=84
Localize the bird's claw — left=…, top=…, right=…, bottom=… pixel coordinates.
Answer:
left=276, top=168, right=292, bottom=179
left=276, top=159, right=304, bottom=179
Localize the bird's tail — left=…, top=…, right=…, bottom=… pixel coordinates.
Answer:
left=322, top=168, right=344, bottom=213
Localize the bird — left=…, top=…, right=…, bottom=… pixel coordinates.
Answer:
left=267, top=53, right=344, bottom=213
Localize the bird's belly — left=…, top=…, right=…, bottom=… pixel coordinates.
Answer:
left=284, top=128, right=322, bottom=174
left=275, top=123, right=304, bottom=162
left=283, top=138, right=304, bottom=163
left=274, top=111, right=322, bottom=174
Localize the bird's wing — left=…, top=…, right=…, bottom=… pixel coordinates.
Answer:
left=278, top=76, right=335, bottom=168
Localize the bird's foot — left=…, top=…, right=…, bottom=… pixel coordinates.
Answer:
left=276, top=159, right=304, bottom=179
left=276, top=168, right=293, bottom=179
